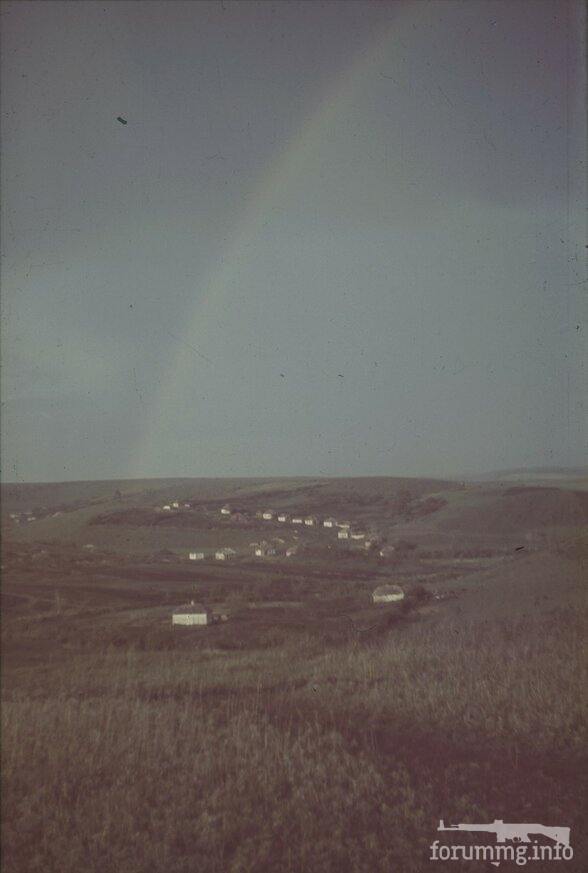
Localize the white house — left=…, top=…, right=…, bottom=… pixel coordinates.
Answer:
left=162, top=505, right=172, bottom=511
left=171, top=501, right=180, bottom=509
left=220, top=505, right=231, bottom=515
left=172, top=601, right=212, bottom=626
left=350, top=531, right=366, bottom=540
left=337, top=521, right=351, bottom=530
left=291, top=516, right=304, bottom=524
left=372, top=584, right=405, bottom=604
left=338, top=529, right=350, bottom=539
left=304, top=516, right=317, bottom=526
left=262, top=510, right=275, bottom=520
left=323, top=517, right=337, bottom=528
left=277, top=513, right=289, bottom=522
left=189, top=551, right=205, bottom=561
left=215, top=547, right=237, bottom=560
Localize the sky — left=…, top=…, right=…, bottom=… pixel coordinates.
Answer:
left=1, top=0, right=586, bottom=482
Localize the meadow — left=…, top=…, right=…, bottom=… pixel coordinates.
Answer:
left=3, top=603, right=587, bottom=872
left=2, top=476, right=587, bottom=872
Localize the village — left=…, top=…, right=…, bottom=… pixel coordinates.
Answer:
left=154, top=501, right=408, bottom=626
left=4, top=479, right=538, bottom=635
left=157, top=500, right=394, bottom=563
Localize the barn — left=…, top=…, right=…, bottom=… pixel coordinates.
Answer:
left=172, top=602, right=212, bottom=626
left=372, top=584, right=405, bottom=603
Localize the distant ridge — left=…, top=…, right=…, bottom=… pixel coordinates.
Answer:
left=469, top=466, right=588, bottom=482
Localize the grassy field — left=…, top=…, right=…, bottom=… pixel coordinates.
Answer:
left=2, top=476, right=587, bottom=872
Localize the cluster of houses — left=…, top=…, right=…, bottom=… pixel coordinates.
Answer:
left=172, top=584, right=405, bottom=627
left=158, top=500, right=395, bottom=564
left=221, top=505, right=382, bottom=549
left=181, top=503, right=394, bottom=562
left=188, top=548, right=236, bottom=561
left=159, top=500, right=191, bottom=512
left=188, top=542, right=298, bottom=561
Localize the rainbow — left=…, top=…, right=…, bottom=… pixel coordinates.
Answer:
left=130, top=15, right=404, bottom=476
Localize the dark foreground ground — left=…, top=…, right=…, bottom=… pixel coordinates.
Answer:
left=2, top=475, right=587, bottom=872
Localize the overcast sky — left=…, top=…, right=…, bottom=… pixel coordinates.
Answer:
left=1, top=0, right=586, bottom=482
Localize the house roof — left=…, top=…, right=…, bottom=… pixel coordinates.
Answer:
left=173, top=603, right=211, bottom=615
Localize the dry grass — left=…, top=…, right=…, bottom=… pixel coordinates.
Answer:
left=3, top=611, right=587, bottom=873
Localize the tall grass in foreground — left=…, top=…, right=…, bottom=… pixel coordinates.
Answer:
left=3, top=613, right=587, bottom=872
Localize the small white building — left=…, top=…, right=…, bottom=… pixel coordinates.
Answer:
left=337, top=521, right=351, bottom=530
left=277, top=513, right=289, bottom=522
left=172, top=601, right=212, bottom=626
left=304, top=516, right=317, bottom=526
left=171, top=501, right=180, bottom=509
left=291, top=516, right=304, bottom=524
left=215, top=548, right=237, bottom=560
left=338, top=529, right=350, bottom=539
left=162, top=505, right=172, bottom=511
left=323, top=517, right=337, bottom=528
left=220, top=505, right=232, bottom=515
left=262, top=510, right=275, bottom=520
left=189, top=551, right=205, bottom=561
left=350, top=531, right=366, bottom=540
left=285, top=546, right=298, bottom=557
left=372, top=584, right=405, bottom=604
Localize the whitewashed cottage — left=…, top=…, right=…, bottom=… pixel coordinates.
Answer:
left=372, top=584, right=404, bottom=604
left=172, top=601, right=212, bottom=626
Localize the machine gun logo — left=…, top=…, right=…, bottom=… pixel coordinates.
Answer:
left=438, top=819, right=570, bottom=846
